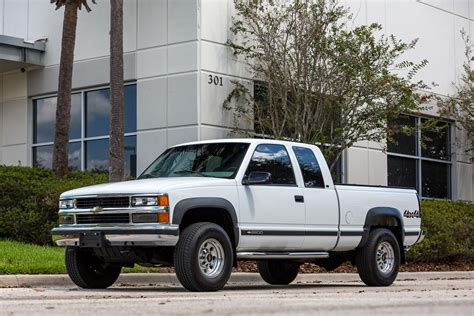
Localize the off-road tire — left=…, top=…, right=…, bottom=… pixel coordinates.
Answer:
left=174, top=222, right=233, bottom=292
left=356, top=228, right=400, bottom=286
left=257, top=260, right=300, bottom=285
left=65, top=247, right=122, bottom=289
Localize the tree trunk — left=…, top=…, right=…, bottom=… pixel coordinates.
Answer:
left=109, top=0, right=125, bottom=182
left=52, top=3, right=78, bottom=178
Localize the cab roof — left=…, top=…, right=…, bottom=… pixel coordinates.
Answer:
left=174, top=138, right=318, bottom=148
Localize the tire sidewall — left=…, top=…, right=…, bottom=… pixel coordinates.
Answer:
left=187, top=224, right=233, bottom=291
left=371, top=230, right=400, bottom=285
left=65, top=247, right=121, bottom=289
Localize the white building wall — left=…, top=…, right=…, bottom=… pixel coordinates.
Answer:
left=199, top=0, right=253, bottom=140
left=135, top=0, right=200, bottom=173
left=342, top=0, right=473, bottom=201
left=0, top=0, right=471, bottom=200
left=0, top=71, right=28, bottom=167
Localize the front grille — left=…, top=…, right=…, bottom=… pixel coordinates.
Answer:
left=76, top=213, right=130, bottom=224
left=76, top=196, right=130, bottom=209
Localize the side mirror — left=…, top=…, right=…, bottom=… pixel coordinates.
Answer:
left=242, top=171, right=272, bottom=185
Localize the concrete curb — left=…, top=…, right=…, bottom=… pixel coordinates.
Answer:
left=0, top=271, right=472, bottom=288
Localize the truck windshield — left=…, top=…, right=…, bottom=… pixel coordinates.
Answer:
left=138, top=143, right=250, bottom=179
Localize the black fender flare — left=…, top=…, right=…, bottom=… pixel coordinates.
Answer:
left=358, top=207, right=404, bottom=248
left=172, top=197, right=239, bottom=246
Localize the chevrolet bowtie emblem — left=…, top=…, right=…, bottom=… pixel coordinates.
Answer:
left=92, top=206, right=103, bottom=214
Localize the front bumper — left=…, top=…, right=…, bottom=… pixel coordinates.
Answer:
left=51, top=225, right=179, bottom=247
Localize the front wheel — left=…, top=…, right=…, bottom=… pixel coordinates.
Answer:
left=174, top=222, right=233, bottom=292
left=257, top=260, right=300, bottom=285
left=65, top=247, right=122, bottom=289
left=356, top=228, right=400, bottom=286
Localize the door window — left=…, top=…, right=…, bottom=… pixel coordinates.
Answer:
left=245, top=144, right=296, bottom=185
left=293, top=146, right=325, bottom=188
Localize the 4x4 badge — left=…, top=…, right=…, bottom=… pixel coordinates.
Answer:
left=92, top=206, right=103, bottom=214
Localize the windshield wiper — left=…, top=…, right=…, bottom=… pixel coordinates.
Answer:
left=173, top=170, right=214, bottom=177
left=138, top=174, right=157, bottom=179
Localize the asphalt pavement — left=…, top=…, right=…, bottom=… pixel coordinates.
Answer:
left=0, top=272, right=472, bottom=315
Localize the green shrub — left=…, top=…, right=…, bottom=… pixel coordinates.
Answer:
left=407, top=200, right=473, bottom=263
left=0, top=166, right=107, bottom=245
left=1, top=165, right=473, bottom=263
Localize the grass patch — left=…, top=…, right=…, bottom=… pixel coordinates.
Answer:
left=0, top=240, right=165, bottom=274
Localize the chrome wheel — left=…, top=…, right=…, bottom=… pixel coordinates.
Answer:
left=376, top=241, right=395, bottom=274
left=198, top=238, right=225, bottom=278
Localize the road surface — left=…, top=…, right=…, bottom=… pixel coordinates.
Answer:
left=0, top=273, right=472, bottom=315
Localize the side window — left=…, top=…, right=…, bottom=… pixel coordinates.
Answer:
left=293, top=147, right=325, bottom=188
left=246, top=144, right=296, bottom=185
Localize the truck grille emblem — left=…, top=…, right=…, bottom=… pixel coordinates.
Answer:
left=92, top=206, right=103, bottom=214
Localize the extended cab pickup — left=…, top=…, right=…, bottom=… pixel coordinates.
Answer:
left=52, top=139, right=424, bottom=291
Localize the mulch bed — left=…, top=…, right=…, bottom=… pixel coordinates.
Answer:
left=163, top=261, right=473, bottom=274
left=234, top=260, right=474, bottom=273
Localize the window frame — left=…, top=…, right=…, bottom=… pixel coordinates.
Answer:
left=244, top=143, right=298, bottom=187
left=387, top=114, right=453, bottom=199
left=31, top=82, right=137, bottom=175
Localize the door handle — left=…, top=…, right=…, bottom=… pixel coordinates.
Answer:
left=294, top=195, right=304, bottom=203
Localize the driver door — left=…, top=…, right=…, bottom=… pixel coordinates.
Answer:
left=237, top=143, right=305, bottom=251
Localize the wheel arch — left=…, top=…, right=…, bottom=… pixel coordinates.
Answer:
left=358, top=207, right=405, bottom=263
left=172, top=197, right=239, bottom=248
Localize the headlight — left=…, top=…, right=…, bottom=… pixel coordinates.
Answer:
left=132, top=196, right=159, bottom=206
left=131, top=195, right=169, bottom=207
left=59, top=215, right=75, bottom=225
left=59, top=199, right=75, bottom=209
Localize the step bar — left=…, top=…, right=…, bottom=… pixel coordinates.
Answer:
left=236, top=252, right=329, bottom=260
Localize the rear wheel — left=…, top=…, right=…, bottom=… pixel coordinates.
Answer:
left=257, top=260, right=300, bottom=285
left=174, top=222, right=233, bottom=292
left=356, top=228, right=400, bottom=286
left=65, top=247, right=122, bottom=289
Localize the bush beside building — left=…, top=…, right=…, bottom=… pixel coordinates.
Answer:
left=0, top=166, right=472, bottom=263
left=0, top=166, right=107, bottom=245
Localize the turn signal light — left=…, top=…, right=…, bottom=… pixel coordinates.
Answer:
left=158, top=212, right=169, bottom=223
left=158, top=195, right=169, bottom=207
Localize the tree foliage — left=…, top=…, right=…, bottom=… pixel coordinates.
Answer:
left=437, top=30, right=473, bottom=153
left=51, top=0, right=96, bottom=11
left=224, top=0, right=429, bottom=169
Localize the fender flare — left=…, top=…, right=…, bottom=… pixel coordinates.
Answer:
left=172, top=197, right=239, bottom=246
left=358, top=207, right=404, bottom=248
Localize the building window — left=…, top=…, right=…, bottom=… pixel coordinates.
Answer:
left=32, top=84, right=137, bottom=178
left=252, top=81, right=345, bottom=184
left=387, top=115, right=452, bottom=199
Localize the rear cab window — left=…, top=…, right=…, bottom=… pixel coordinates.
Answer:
left=292, top=146, right=325, bottom=188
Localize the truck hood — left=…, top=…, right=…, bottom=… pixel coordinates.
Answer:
left=60, top=177, right=236, bottom=198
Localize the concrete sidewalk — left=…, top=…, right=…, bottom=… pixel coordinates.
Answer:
left=0, top=271, right=472, bottom=288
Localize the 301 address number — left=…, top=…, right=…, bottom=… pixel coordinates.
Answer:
left=208, top=75, right=223, bottom=86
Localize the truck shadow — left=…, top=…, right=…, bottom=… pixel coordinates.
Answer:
left=99, top=283, right=364, bottom=293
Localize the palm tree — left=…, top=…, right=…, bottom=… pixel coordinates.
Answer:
left=108, top=0, right=125, bottom=182
left=51, top=0, right=95, bottom=178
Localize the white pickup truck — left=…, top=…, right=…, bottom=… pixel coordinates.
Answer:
left=52, top=139, right=424, bottom=291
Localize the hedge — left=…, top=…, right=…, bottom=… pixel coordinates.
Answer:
left=0, top=166, right=107, bottom=245
left=407, top=199, right=473, bottom=263
left=0, top=166, right=472, bottom=262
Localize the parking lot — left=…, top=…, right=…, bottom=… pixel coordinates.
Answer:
left=0, top=272, right=472, bottom=315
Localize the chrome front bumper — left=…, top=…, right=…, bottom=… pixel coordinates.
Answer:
left=51, top=225, right=179, bottom=247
